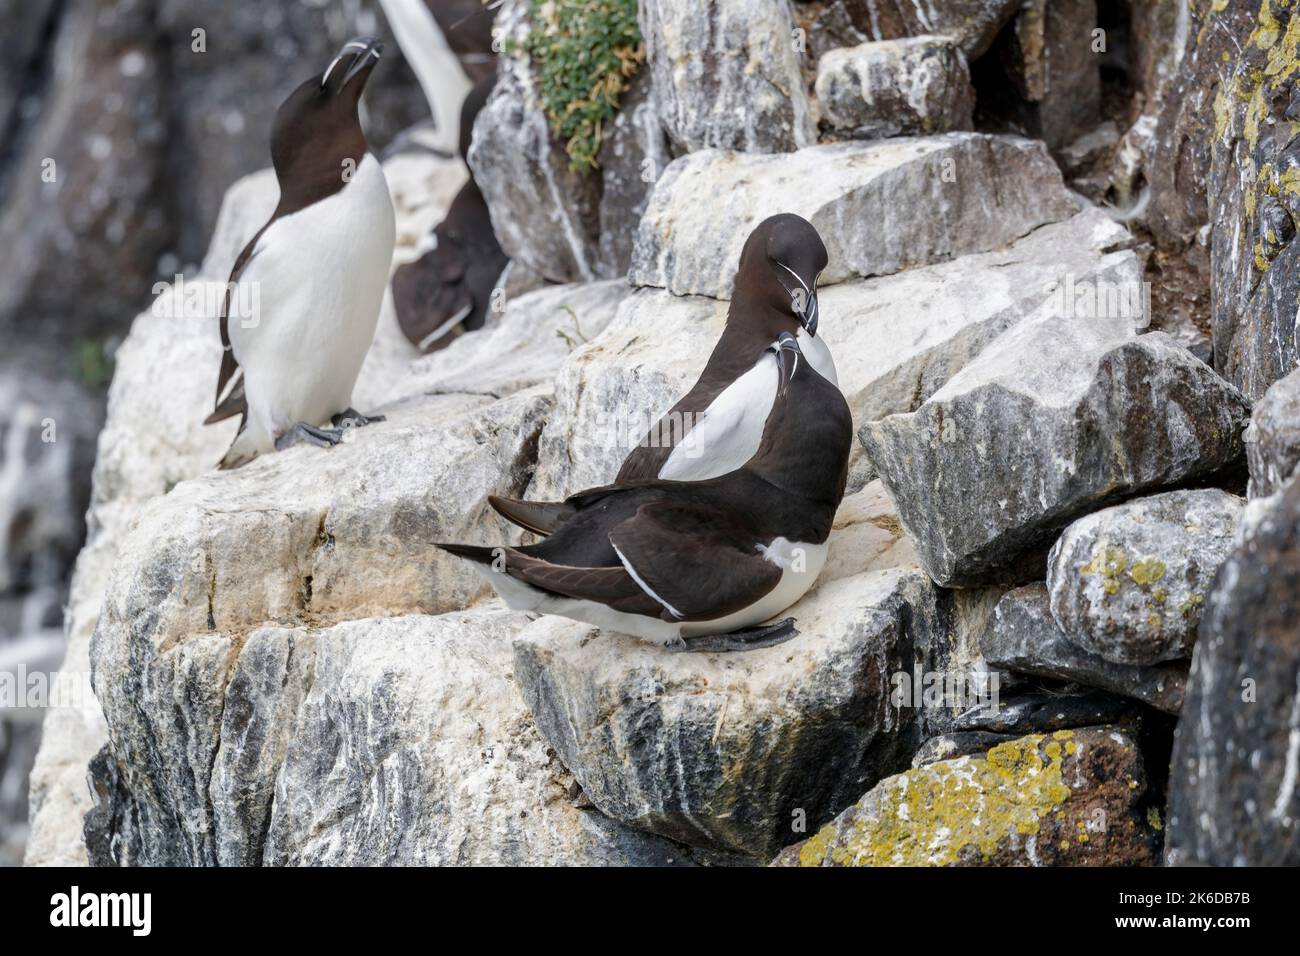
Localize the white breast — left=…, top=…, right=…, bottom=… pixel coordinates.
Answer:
left=229, top=154, right=396, bottom=440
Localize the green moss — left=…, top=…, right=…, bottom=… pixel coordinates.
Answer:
left=516, top=0, right=644, bottom=175
left=73, top=337, right=113, bottom=390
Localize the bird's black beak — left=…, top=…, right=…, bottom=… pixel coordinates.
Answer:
left=321, top=36, right=383, bottom=95
left=800, top=286, right=819, bottom=337
left=772, top=331, right=802, bottom=396
left=776, top=262, right=820, bottom=336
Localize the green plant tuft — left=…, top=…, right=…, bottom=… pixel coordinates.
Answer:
left=516, top=0, right=644, bottom=175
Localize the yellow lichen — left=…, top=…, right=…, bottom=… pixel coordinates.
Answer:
left=1128, top=558, right=1166, bottom=587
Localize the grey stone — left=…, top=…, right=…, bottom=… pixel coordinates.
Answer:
left=982, top=583, right=1188, bottom=714
left=801, top=0, right=1022, bottom=61
left=512, top=567, right=948, bottom=860
left=1047, top=490, right=1245, bottom=666
left=816, top=37, right=973, bottom=139
left=1166, top=478, right=1300, bottom=865
left=775, top=727, right=1159, bottom=866
left=629, top=133, right=1077, bottom=299
left=910, top=731, right=1015, bottom=768
left=1246, top=368, right=1300, bottom=499
left=861, top=322, right=1251, bottom=587
left=639, top=0, right=814, bottom=153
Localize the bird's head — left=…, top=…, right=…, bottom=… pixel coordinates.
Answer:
left=734, top=213, right=828, bottom=338
left=270, top=37, right=383, bottom=192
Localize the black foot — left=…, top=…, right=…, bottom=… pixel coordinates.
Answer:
left=669, top=617, right=799, bottom=654
left=331, top=407, right=386, bottom=429
left=275, top=421, right=344, bottom=451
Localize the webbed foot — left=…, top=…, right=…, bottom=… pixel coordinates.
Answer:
left=331, top=407, right=386, bottom=429
left=668, top=617, right=798, bottom=653
left=274, top=422, right=344, bottom=451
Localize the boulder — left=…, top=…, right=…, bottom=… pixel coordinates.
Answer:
left=982, top=583, right=1187, bottom=714
left=994, top=0, right=1101, bottom=151
left=1246, top=367, right=1300, bottom=498
left=537, top=209, right=1137, bottom=500
left=799, top=0, right=1022, bottom=61
left=469, top=0, right=667, bottom=282
left=1046, top=490, right=1245, bottom=666
left=512, top=567, right=947, bottom=860
left=774, top=727, right=1160, bottom=866
left=629, top=133, right=1077, bottom=298
left=639, top=0, right=814, bottom=153
left=815, top=36, right=974, bottom=139
left=87, top=607, right=708, bottom=866
left=1166, top=478, right=1300, bottom=865
left=861, top=322, right=1252, bottom=587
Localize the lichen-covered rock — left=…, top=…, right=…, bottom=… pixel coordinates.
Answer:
left=800, top=0, right=1022, bottom=61
left=1246, top=367, right=1300, bottom=498
left=639, top=0, right=813, bottom=153
left=982, top=584, right=1187, bottom=714
left=815, top=37, right=973, bottom=139
left=1201, top=0, right=1300, bottom=400
left=1046, top=490, right=1245, bottom=666
left=86, top=607, right=707, bottom=866
left=512, top=567, right=948, bottom=860
left=1166, top=477, right=1300, bottom=865
left=533, top=209, right=1136, bottom=501
left=861, top=321, right=1252, bottom=587
left=774, top=728, right=1160, bottom=866
left=628, top=133, right=1077, bottom=298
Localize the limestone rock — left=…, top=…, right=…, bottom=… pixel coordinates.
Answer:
left=639, top=0, right=813, bottom=153
left=816, top=37, right=974, bottom=139
left=1166, top=478, right=1300, bottom=865
left=982, top=583, right=1187, bottom=714
left=774, top=727, right=1160, bottom=866
left=512, top=567, right=946, bottom=860
left=1246, top=368, right=1300, bottom=498
left=469, top=0, right=665, bottom=283
left=861, top=323, right=1251, bottom=587
left=629, top=133, right=1076, bottom=299
left=1046, top=490, right=1244, bottom=666
left=538, top=209, right=1136, bottom=501
left=805, top=0, right=1021, bottom=61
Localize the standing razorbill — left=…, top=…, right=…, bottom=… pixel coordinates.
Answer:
left=488, top=213, right=834, bottom=536
left=438, top=322, right=852, bottom=652
left=205, top=37, right=396, bottom=469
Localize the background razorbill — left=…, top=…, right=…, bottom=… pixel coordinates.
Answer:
left=205, top=37, right=397, bottom=469
left=439, top=319, right=853, bottom=652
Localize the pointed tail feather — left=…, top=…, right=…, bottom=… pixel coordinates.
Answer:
left=435, top=542, right=502, bottom=567
left=487, top=495, right=576, bottom=536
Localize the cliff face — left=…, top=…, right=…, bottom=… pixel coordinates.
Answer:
left=21, top=0, right=1300, bottom=867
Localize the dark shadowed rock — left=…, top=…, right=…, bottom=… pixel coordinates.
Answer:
left=809, top=0, right=1022, bottom=60
left=982, top=583, right=1187, bottom=714
left=911, top=731, right=1016, bottom=767
left=774, top=727, right=1160, bottom=866
left=1166, top=478, right=1300, bottom=865
left=861, top=321, right=1251, bottom=587
left=1046, top=490, right=1244, bottom=666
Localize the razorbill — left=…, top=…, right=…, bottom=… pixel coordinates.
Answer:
left=205, top=37, right=396, bottom=469
left=438, top=322, right=852, bottom=652
left=392, top=75, right=507, bottom=353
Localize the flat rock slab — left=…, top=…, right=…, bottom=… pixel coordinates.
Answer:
left=512, top=568, right=947, bottom=860
left=629, top=133, right=1076, bottom=298
left=533, top=210, right=1134, bottom=501
left=1166, top=479, right=1300, bottom=865
left=1047, top=489, right=1244, bottom=666
left=774, top=727, right=1160, bottom=866
left=983, top=583, right=1187, bottom=714
left=861, top=326, right=1251, bottom=587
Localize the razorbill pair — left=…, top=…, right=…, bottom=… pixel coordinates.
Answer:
left=441, top=215, right=851, bottom=651
left=206, top=37, right=396, bottom=469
